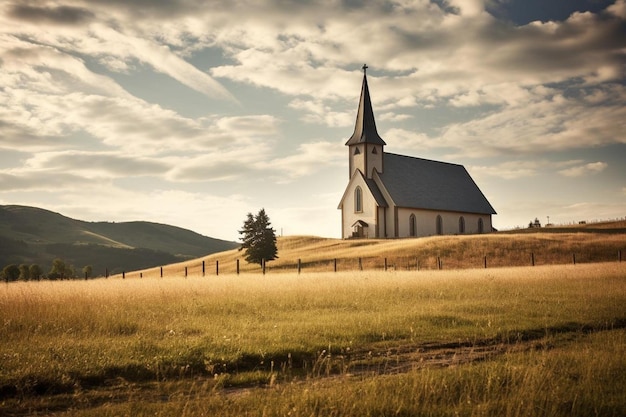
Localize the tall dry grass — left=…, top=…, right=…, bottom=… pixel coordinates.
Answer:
left=1, top=263, right=624, bottom=410
left=123, top=232, right=626, bottom=278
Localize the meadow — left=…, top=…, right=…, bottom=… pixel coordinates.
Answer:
left=1, top=258, right=625, bottom=416
left=127, top=231, right=626, bottom=278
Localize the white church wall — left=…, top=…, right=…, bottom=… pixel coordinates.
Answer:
left=341, top=174, right=379, bottom=239
left=396, top=208, right=492, bottom=237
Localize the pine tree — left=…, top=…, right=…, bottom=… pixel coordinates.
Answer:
left=238, top=208, right=278, bottom=266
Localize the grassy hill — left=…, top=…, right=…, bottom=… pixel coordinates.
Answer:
left=0, top=205, right=238, bottom=275
left=128, top=221, right=626, bottom=278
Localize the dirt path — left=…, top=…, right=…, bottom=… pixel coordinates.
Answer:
left=2, top=323, right=621, bottom=416
left=304, top=337, right=540, bottom=380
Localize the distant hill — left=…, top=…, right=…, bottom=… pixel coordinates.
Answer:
left=0, top=205, right=239, bottom=276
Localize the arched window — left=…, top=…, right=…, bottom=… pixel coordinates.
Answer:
left=459, top=216, right=465, bottom=234
left=372, top=147, right=378, bottom=154
left=354, top=147, right=361, bottom=155
left=436, top=215, right=443, bottom=235
left=409, top=214, right=417, bottom=237
left=478, top=218, right=484, bottom=234
left=354, top=186, right=362, bottom=213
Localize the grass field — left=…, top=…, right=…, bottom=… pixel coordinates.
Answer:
left=1, top=258, right=625, bottom=416
left=120, top=231, right=626, bottom=278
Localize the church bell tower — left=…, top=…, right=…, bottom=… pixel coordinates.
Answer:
left=345, top=64, right=386, bottom=179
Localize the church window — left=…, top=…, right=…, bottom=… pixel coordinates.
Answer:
left=478, top=218, right=484, bottom=234
left=354, top=147, right=361, bottom=155
left=355, top=187, right=363, bottom=213
left=409, top=214, right=417, bottom=237
left=459, top=216, right=465, bottom=234
left=436, top=215, right=443, bottom=235
left=372, top=147, right=378, bottom=154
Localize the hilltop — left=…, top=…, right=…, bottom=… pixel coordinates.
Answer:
left=130, top=220, right=626, bottom=278
left=0, top=205, right=238, bottom=275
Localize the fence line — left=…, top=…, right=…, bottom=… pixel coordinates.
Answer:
left=108, top=249, right=625, bottom=279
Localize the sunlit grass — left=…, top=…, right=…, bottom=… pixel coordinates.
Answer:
left=1, top=261, right=625, bottom=415
left=123, top=232, right=626, bottom=278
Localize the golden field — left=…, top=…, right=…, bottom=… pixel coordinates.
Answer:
left=124, top=231, right=626, bottom=278
left=1, top=231, right=625, bottom=416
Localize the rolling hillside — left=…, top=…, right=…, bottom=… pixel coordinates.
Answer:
left=0, top=205, right=238, bottom=275
left=129, top=221, right=626, bottom=278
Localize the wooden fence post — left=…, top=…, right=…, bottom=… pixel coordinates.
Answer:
left=484, top=255, right=487, bottom=269
left=202, top=260, right=205, bottom=277
left=384, top=258, right=387, bottom=271
left=160, top=267, right=163, bottom=278
left=531, top=252, right=535, bottom=266
left=122, top=271, right=125, bottom=279
left=573, top=253, right=576, bottom=265
left=437, top=257, right=441, bottom=270
left=358, top=257, right=362, bottom=271
left=184, top=267, right=187, bottom=277
left=262, top=259, right=266, bottom=275
left=298, top=259, right=301, bottom=274
left=216, top=260, right=219, bottom=276
left=140, top=272, right=143, bottom=278
left=236, top=259, right=240, bottom=275
left=334, top=258, right=337, bottom=272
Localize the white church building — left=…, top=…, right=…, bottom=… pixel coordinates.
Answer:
left=338, top=67, right=496, bottom=239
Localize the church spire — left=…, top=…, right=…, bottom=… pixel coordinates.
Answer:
left=345, top=64, right=386, bottom=146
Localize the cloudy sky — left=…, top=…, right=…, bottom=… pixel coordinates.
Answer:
left=1, top=0, right=625, bottom=241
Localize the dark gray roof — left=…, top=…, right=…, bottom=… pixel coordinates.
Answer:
left=378, top=153, right=496, bottom=214
left=345, top=73, right=386, bottom=146
left=352, top=220, right=369, bottom=227
left=364, top=177, right=388, bottom=208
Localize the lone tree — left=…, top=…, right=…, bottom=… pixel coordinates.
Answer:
left=239, top=208, right=278, bottom=266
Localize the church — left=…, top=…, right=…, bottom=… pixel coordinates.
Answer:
left=338, top=66, right=496, bottom=239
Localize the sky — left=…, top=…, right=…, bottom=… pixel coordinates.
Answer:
left=1, top=0, right=625, bottom=242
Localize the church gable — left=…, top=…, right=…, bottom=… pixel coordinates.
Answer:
left=338, top=171, right=387, bottom=239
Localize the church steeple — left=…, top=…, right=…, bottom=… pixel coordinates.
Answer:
left=345, top=64, right=386, bottom=146
left=346, top=65, right=385, bottom=179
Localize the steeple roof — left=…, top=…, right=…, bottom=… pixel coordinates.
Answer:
left=345, top=65, right=386, bottom=146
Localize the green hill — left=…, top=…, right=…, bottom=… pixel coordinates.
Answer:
left=0, top=205, right=238, bottom=276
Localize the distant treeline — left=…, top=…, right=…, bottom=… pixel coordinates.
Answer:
left=1, top=241, right=188, bottom=280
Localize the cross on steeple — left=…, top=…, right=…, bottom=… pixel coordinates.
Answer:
left=362, top=64, right=368, bottom=74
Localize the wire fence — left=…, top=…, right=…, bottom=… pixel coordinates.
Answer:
left=109, top=249, right=624, bottom=279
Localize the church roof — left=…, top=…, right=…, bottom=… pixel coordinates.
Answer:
left=345, top=68, right=386, bottom=146
left=364, top=177, right=388, bottom=208
left=377, top=153, right=497, bottom=215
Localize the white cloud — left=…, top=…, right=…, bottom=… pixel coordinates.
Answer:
left=558, top=161, right=608, bottom=177
left=468, top=160, right=544, bottom=180
left=23, top=151, right=168, bottom=178
left=379, top=112, right=413, bottom=122
left=383, top=128, right=435, bottom=152
left=608, top=0, right=626, bottom=18
left=266, top=141, right=344, bottom=181
left=87, top=24, right=238, bottom=103
left=289, top=98, right=353, bottom=127
left=438, top=84, right=626, bottom=157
